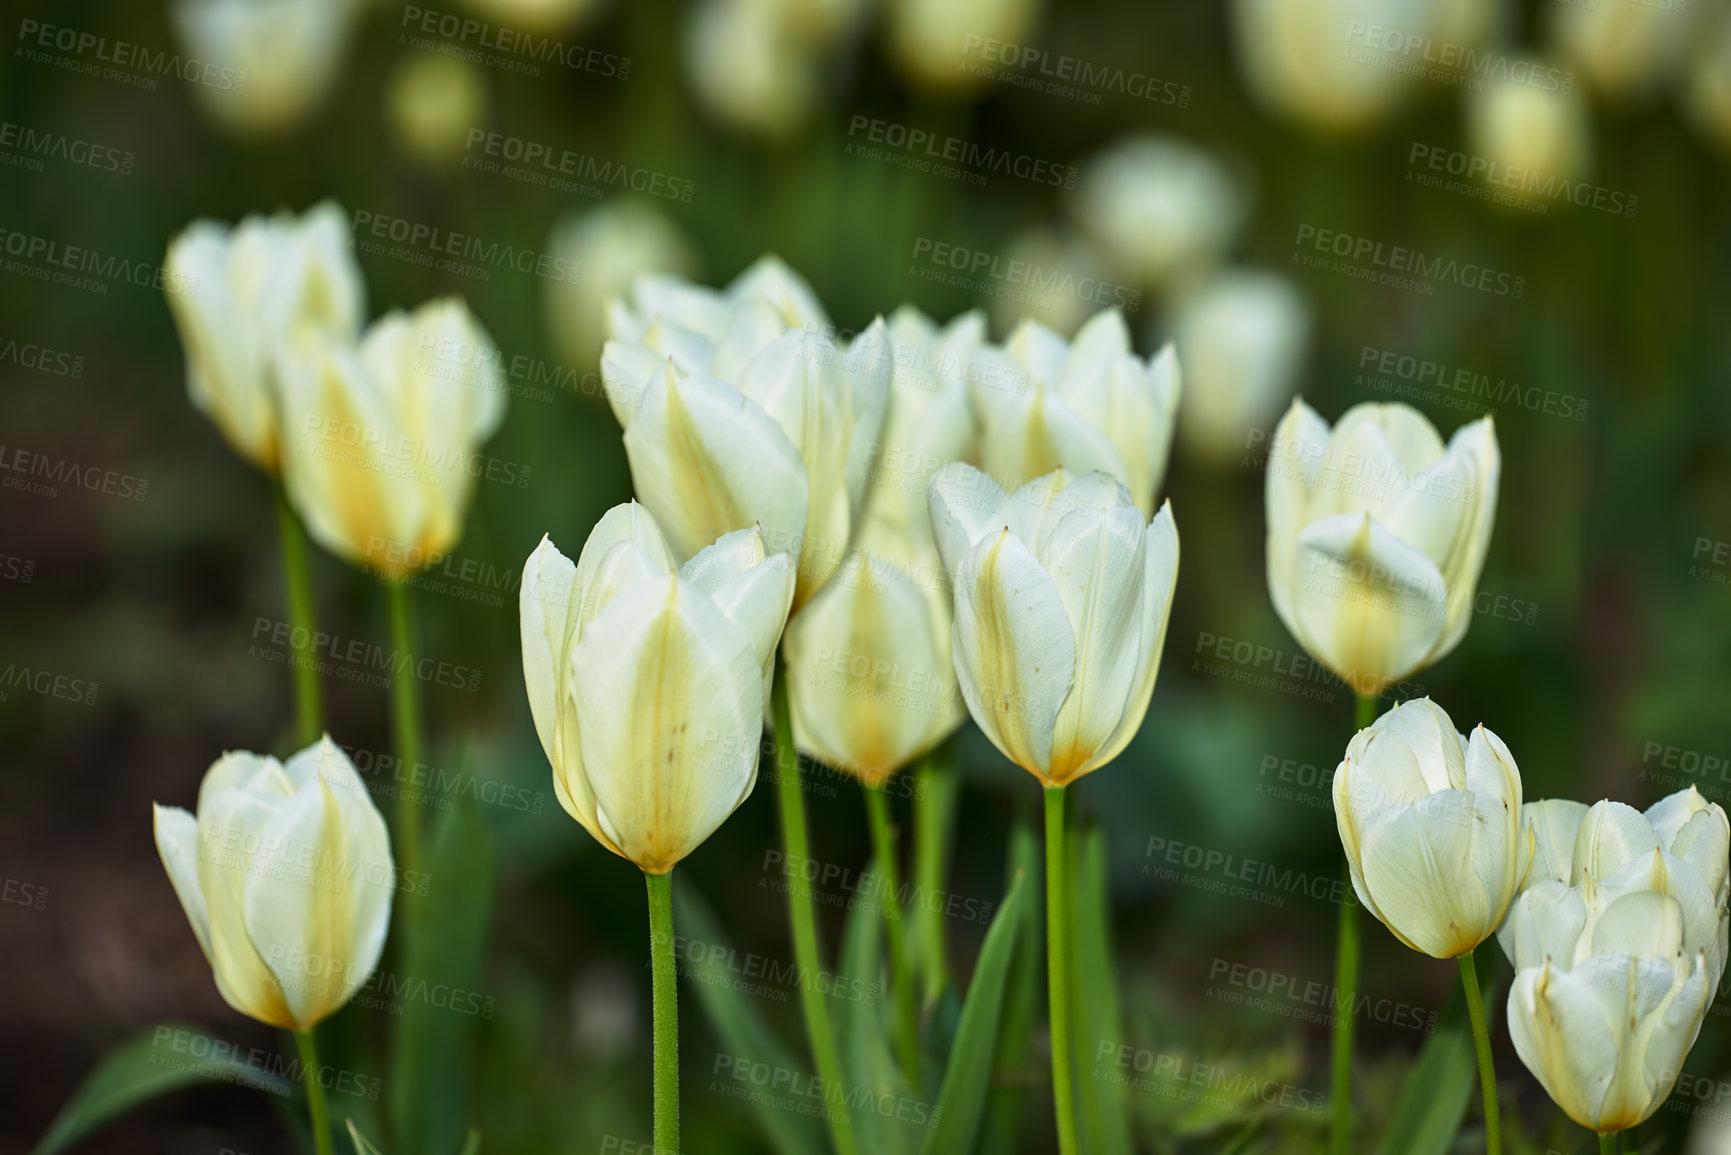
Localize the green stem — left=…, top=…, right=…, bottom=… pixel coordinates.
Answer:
left=1458, top=952, right=1502, bottom=1155
left=293, top=1029, right=333, bottom=1155
left=1044, top=785, right=1078, bottom=1155
left=771, top=671, right=859, bottom=1155
left=864, top=780, right=920, bottom=1083
left=1330, top=692, right=1378, bottom=1155
left=1599, top=1134, right=1617, bottom=1155
left=912, top=749, right=958, bottom=1004
left=383, top=579, right=424, bottom=882
left=646, top=870, right=678, bottom=1155
left=272, top=479, right=323, bottom=747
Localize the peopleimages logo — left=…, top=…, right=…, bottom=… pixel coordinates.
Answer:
left=349, top=209, right=581, bottom=284
left=1341, top=22, right=1574, bottom=93
left=15, top=19, right=249, bottom=92
left=1292, top=224, right=1525, bottom=299
left=1407, top=143, right=1638, bottom=218
left=0, top=121, right=134, bottom=175
left=910, top=237, right=1141, bottom=314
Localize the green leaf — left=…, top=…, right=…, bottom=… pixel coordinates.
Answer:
left=389, top=795, right=496, bottom=1155
left=909, top=748, right=961, bottom=1007
left=837, top=858, right=927, bottom=1155
left=1374, top=951, right=1502, bottom=1155
left=32, top=1022, right=298, bottom=1155
left=347, top=1119, right=389, bottom=1155
left=1071, top=825, right=1132, bottom=1155
left=977, top=815, right=1042, bottom=1155
left=919, top=872, right=1025, bottom=1155
left=672, top=879, right=824, bottom=1155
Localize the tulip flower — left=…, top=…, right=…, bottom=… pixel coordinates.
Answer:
left=685, top=0, right=822, bottom=139
left=1465, top=62, right=1592, bottom=204
left=883, top=0, right=1041, bottom=94
left=154, top=736, right=393, bottom=1155
left=929, top=461, right=1178, bottom=1154
left=1332, top=696, right=1524, bottom=1154
left=1685, top=14, right=1731, bottom=155
left=602, top=257, right=889, bottom=610
left=1551, top=0, right=1696, bottom=102
left=1499, top=789, right=1730, bottom=1144
left=970, top=310, right=1180, bottom=518
left=987, top=227, right=1118, bottom=338
left=1228, top=0, right=1428, bottom=134
left=172, top=0, right=357, bottom=139
left=165, top=201, right=364, bottom=472
left=165, top=200, right=365, bottom=745
left=1265, top=400, right=1500, bottom=697
left=543, top=200, right=698, bottom=379
left=1070, top=135, right=1244, bottom=293
left=460, top=0, right=603, bottom=34
left=520, top=503, right=795, bottom=1154
left=386, top=53, right=488, bottom=166
left=1172, top=270, right=1311, bottom=463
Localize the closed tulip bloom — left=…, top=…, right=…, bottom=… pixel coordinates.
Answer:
left=781, top=308, right=981, bottom=783
left=1686, top=14, right=1731, bottom=154
left=1070, top=135, right=1245, bottom=292
left=685, top=0, right=821, bottom=139
left=1265, top=400, right=1499, bottom=695
left=153, top=737, right=393, bottom=1030
left=543, top=201, right=697, bottom=376
left=165, top=202, right=364, bottom=470
left=1229, top=0, right=1430, bottom=134
left=885, top=0, right=1041, bottom=93
left=1551, top=0, right=1696, bottom=101
left=1465, top=61, right=1591, bottom=197
left=602, top=259, right=888, bottom=609
left=460, top=0, right=602, bottom=34
left=1172, top=270, right=1311, bottom=463
left=970, top=310, right=1180, bottom=517
left=172, top=0, right=356, bottom=138
left=1499, top=789, right=1730, bottom=1134
left=926, top=464, right=1179, bottom=788
left=1332, top=697, right=1524, bottom=958
left=987, top=228, right=1117, bottom=338
left=275, top=298, right=507, bottom=577
left=520, top=505, right=795, bottom=873
left=387, top=53, right=488, bottom=166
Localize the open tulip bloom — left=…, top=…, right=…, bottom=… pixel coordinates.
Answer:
left=1332, top=696, right=1523, bottom=1153
left=1498, top=790, right=1730, bottom=1146
left=154, top=737, right=393, bottom=1154
left=520, top=502, right=795, bottom=1153
left=928, top=462, right=1178, bottom=1154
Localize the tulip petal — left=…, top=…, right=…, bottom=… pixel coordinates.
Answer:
left=154, top=804, right=214, bottom=962
left=1499, top=879, right=1588, bottom=971
left=1428, top=417, right=1500, bottom=663
left=1592, top=891, right=1684, bottom=958
left=197, top=777, right=296, bottom=1027
left=1356, top=791, right=1493, bottom=957
left=1573, top=801, right=1663, bottom=885
left=980, top=388, right=1129, bottom=498
left=928, top=463, right=1016, bottom=583
left=1668, top=806, right=1731, bottom=904
left=952, top=530, right=1076, bottom=780
left=1087, top=502, right=1180, bottom=773
left=1464, top=725, right=1523, bottom=925
left=1005, top=319, right=1071, bottom=386
left=1509, top=962, right=1622, bottom=1130
left=1264, top=398, right=1332, bottom=639
left=1646, top=786, right=1714, bottom=848
left=521, top=535, right=579, bottom=767
left=1519, top=798, right=1592, bottom=890
left=573, top=576, right=764, bottom=874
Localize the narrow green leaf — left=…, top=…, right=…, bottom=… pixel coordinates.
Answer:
left=389, top=795, right=496, bottom=1155
left=456, top=1126, right=482, bottom=1155
left=1374, top=952, right=1502, bottom=1155
left=32, top=1023, right=298, bottom=1155
left=673, top=879, right=824, bottom=1155
left=909, top=747, right=960, bottom=1007
left=837, top=858, right=925, bottom=1155
left=919, top=872, right=1026, bottom=1155
left=1071, top=825, right=1132, bottom=1155
left=978, top=814, right=1042, bottom=1155
left=347, top=1119, right=389, bottom=1155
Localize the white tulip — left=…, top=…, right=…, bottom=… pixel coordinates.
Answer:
left=387, top=53, right=488, bottom=166
left=685, top=0, right=821, bottom=139
left=1499, top=789, right=1730, bottom=1134
left=1070, top=135, right=1245, bottom=292
left=884, top=0, right=1040, bottom=93
left=172, top=0, right=356, bottom=138
left=1172, top=270, right=1311, bottom=463
left=1332, top=698, right=1524, bottom=958
left=927, top=464, right=1179, bottom=788
left=275, top=298, right=507, bottom=577
left=1551, top=0, right=1697, bottom=101
left=602, top=258, right=888, bottom=609
left=459, top=0, right=603, bottom=34
left=970, top=310, right=1179, bottom=517
left=780, top=307, right=981, bottom=783
left=1685, top=13, right=1731, bottom=155
left=987, top=227, right=1121, bottom=339
left=153, top=737, right=393, bottom=1030
left=1265, top=400, right=1499, bottom=695
left=520, top=505, right=796, bottom=873
left=1229, top=0, right=1435, bottom=133
left=543, top=200, right=697, bottom=378
left=165, top=202, right=364, bottom=471
left=1465, top=60, right=1592, bottom=195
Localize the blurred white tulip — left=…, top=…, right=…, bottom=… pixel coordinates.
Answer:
left=460, top=0, right=603, bottom=34
left=165, top=202, right=364, bottom=471
left=1499, top=788, right=1730, bottom=1134
left=1265, top=400, right=1499, bottom=695
left=172, top=0, right=356, bottom=138
left=971, top=310, right=1179, bottom=516
left=1685, top=13, right=1731, bottom=154
left=387, top=53, right=488, bottom=166
left=275, top=298, right=508, bottom=577
left=520, top=506, right=796, bottom=872
left=927, top=464, right=1179, bottom=787
left=686, top=0, right=821, bottom=138
left=1551, top=0, right=1696, bottom=101
left=1071, top=135, right=1245, bottom=292
left=543, top=200, right=697, bottom=377
left=988, top=227, right=1120, bottom=338
left=1229, top=0, right=1433, bottom=134
left=884, top=0, right=1041, bottom=94
left=602, top=258, right=889, bottom=609
left=1465, top=58, right=1592, bottom=196
left=781, top=307, right=982, bottom=783
left=154, top=737, right=393, bottom=1030
left=1172, top=270, right=1310, bottom=463
left=1333, top=697, right=1524, bottom=958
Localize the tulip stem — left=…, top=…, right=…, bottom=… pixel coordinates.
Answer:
left=864, top=780, right=921, bottom=1084
left=383, top=578, right=424, bottom=882
left=1457, top=951, right=1501, bottom=1155
left=1329, top=691, right=1377, bottom=1155
left=272, top=479, right=324, bottom=747
left=1599, top=1134, right=1617, bottom=1155
left=911, top=749, right=958, bottom=1004
left=645, top=870, right=678, bottom=1155
left=771, top=672, right=859, bottom=1155
left=292, top=1029, right=333, bottom=1155
left=1044, top=785, right=1079, bottom=1155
